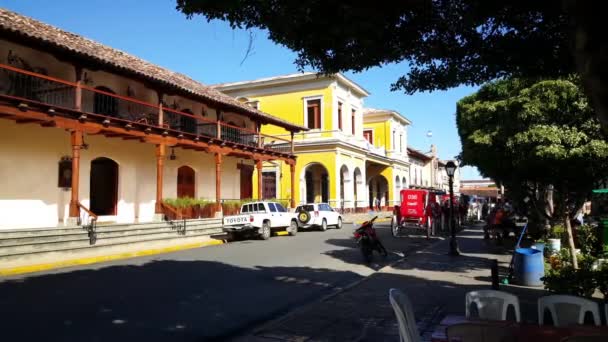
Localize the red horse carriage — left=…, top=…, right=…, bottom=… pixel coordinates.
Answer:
left=391, top=189, right=441, bottom=238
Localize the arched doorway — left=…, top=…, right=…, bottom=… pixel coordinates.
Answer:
left=402, top=176, right=407, bottom=189
left=339, top=165, right=349, bottom=208
left=179, top=109, right=197, bottom=134
left=353, top=167, right=362, bottom=211
left=368, top=175, right=388, bottom=210
left=93, top=86, right=118, bottom=118
left=302, top=163, right=329, bottom=203
left=90, top=157, right=118, bottom=216
left=177, top=165, right=196, bottom=198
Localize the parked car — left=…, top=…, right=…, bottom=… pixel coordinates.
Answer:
left=295, top=203, right=343, bottom=231
left=223, top=201, right=299, bottom=240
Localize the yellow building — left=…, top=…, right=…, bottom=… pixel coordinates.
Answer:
left=214, top=73, right=411, bottom=211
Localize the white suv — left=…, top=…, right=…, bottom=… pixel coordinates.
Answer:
left=295, top=203, right=343, bottom=231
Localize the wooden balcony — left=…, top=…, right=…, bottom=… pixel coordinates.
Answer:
left=0, top=63, right=294, bottom=161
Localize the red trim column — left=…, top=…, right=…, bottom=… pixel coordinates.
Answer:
left=256, top=160, right=263, bottom=199
left=215, top=153, right=222, bottom=211
left=69, top=130, right=83, bottom=217
left=155, top=144, right=166, bottom=214
left=290, top=162, right=296, bottom=208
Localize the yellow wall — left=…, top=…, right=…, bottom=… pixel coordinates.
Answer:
left=254, top=87, right=334, bottom=136
left=363, top=121, right=392, bottom=150
left=253, top=151, right=338, bottom=206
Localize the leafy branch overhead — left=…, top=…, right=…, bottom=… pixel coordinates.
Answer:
left=175, top=1, right=572, bottom=93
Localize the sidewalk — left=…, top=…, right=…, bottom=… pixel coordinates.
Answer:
left=342, top=211, right=393, bottom=224
left=238, top=224, right=548, bottom=341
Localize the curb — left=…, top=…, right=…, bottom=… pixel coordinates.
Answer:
left=0, top=239, right=225, bottom=277
left=344, top=216, right=393, bottom=225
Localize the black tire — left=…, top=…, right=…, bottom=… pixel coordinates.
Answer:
left=260, top=222, right=271, bottom=240
left=288, top=220, right=298, bottom=236
left=321, top=219, right=328, bottom=231
left=297, top=211, right=311, bottom=224
left=391, top=215, right=399, bottom=237
left=336, top=217, right=343, bottom=229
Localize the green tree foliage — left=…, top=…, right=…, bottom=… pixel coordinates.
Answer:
left=457, top=78, right=608, bottom=267
left=175, top=0, right=608, bottom=126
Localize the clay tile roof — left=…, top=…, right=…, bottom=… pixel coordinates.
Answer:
left=0, top=8, right=306, bottom=132
left=407, top=147, right=432, bottom=161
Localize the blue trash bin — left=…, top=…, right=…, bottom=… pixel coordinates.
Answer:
left=514, top=248, right=544, bottom=287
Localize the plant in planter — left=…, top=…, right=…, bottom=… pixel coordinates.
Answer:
left=542, top=266, right=597, bottom=298
left=546, top=225, right=564, bottom=255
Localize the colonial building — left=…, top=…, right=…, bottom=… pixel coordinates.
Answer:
left=215, top=74, right=412, bottom=211
left=408, top=147, right=461, bottom=194
left=0, top=9, right=305, bottom=229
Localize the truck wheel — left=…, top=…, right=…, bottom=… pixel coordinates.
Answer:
left=336, top=217, right=343, bottom=229
left=288, top=220, right=298, bottom=236
left=391, top=215, right=399, bottom=237
left=321, top=219, right=328, bottom=231
left=260, top=222, right=271, bottom=240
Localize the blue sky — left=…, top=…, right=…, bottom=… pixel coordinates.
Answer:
left=3, top=0, right=481, bottom=179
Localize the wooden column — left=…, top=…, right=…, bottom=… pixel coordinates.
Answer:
left=257, top=122, right=262, bottom=148
left=290, top=162, right=296, bottom=208
left=155, top=144, right=166, bottom=213
left=69, top=130, right=83, bottom=217
left=74, top=67, right=83, bottom=111
left=290, top=131, right=295, bottom=154
left=215, top=153, right=222, bottom=211
left=216, top=110, right=222, bottom=139
left=256, top=160, right=263, bottom=199
left=157, top=91, right=164, bottom=126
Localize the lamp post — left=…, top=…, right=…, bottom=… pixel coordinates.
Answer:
left=445, top=161, right=460, bottom=256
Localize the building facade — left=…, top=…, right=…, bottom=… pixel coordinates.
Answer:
left=215, top=74, right=412, bottom=211
left=0, top=9, right=304, bottom=229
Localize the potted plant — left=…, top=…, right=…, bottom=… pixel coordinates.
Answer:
left=546, top=224, right=564, bottom=255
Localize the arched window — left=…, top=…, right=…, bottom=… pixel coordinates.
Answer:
left=177, top=166, right=195, bottom=198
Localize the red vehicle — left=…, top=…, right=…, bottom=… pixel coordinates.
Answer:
left=391, top=189, right=439, bottom=237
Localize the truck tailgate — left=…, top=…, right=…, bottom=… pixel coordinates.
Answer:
left=223, top=215, right=249, bottom=226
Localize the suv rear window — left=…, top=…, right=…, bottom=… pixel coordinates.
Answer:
left=297, top=205, right=315, bottom=212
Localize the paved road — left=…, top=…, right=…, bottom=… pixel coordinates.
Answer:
left=0, top=222, right=434, bottom=341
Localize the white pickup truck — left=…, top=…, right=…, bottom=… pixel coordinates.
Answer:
left=222, top=201, right=299, bottom=240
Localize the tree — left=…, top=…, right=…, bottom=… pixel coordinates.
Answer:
left=175, top=0, right=608, bottom=127
left=456, top=78, right=608, bottom=268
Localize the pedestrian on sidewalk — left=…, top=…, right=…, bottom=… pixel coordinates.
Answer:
left=375, top=197, right=381, bottom=212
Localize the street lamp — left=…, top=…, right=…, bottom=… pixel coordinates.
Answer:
left=445, top=161, right=460, bottom=256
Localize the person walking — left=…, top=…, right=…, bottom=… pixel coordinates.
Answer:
left=375, top=197, right=381, bottom=212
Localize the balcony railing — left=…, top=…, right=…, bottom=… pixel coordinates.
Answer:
left=0, top=63, right=293, bottom=156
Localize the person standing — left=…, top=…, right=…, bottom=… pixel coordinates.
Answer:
left=375, top=197, right=381, bottom=211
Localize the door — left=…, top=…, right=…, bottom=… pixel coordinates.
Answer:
left=240, top=165, right=253, bottom=199
left=90, top=157, right=118, bottom=216
left=262, top=172, right=277, bottom=199
left=275, top=202, right=290, bottom=227
left=177, top=166, right=195, bottom=198
left=322, top=204, right=338, bottom=225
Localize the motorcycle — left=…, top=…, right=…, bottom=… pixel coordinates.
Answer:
left=353, top=216, right=388, bottom=262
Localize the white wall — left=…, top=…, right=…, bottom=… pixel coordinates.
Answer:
left=0, top=121, right=242, bottom=229
left=333, top=82, right=365, bottom=139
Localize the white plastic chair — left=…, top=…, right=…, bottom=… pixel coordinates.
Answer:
left=465, top=290, right=521, bottom=322
left=538, top=295, right=601, bottom=326
left=389, top=288, right=421, bottom=342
